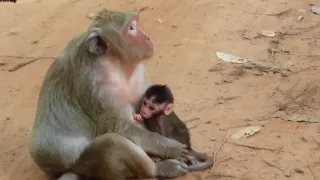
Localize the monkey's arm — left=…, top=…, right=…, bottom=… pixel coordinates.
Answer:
left=117, top=122, right=187, bottom=159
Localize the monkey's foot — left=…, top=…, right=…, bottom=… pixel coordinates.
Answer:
left=156, top=159, right=188, bottom=179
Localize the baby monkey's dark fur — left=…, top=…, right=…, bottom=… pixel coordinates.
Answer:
left=0, top=0, right=16, bottom=2
left=140, top=85, right=214, bottom=171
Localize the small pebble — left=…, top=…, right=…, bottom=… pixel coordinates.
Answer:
left=0, top=60, right=7, bottom=66
left=297, top=16, right=303, bottom=21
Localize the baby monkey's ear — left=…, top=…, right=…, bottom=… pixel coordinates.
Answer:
left=164, top=103, right=173, bottom=115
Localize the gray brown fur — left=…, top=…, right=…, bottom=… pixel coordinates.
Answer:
left=143, top=112, right=214, bottom=172
left=29, top=9, right=189, bottom=180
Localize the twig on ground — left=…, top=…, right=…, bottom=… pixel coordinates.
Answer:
left=280, top=22, right=320, bottom=36
left=185, top=117, right=200, bottom=123
left=0, top=55, right=56, bottom=72
left=270, top=40, right=279, bottom=57
left=257, top=116, right=281, bottom=121
left=211, top=173, right=236, bottom=178
left=216, top=157, right=233, bottom=164
left=287, top=66, right=319, bottom=77
left=269, top=84, right=311, bottom=114
left=227, top=142, right=281, bottom=152
left=261, top=159, right=285, bottom=172
left=304, top=156, right=317, bottom=180
left=137, top=6, right=149, bottom=13
left=291, top=84, right=311, bottom=102
left=243, top=8, right=292, bottom=17
left=8, top=57, right=41, bottom=72
left=235, top=61, right=289, bottom=75
left=188, top=125, right=198, bottom=130
left=212, top=129, right=230, bottom=170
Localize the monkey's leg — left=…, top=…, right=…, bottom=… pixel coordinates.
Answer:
left=72, top=133, right=156, bottom=180
left=72, top=133, right=188, bottom=180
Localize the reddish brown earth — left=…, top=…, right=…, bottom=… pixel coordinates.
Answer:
left=0, top=0, right=319, bottom=179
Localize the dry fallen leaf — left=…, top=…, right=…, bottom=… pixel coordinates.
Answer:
left=216, top=52, right=248, bottom=64
left=231, top=126, right=262, bottom=139
left=311, top=6, right=320, bottom=15
left=261, top=30, right=275, bottom=37
left=88, top=13, right=95, bottom=19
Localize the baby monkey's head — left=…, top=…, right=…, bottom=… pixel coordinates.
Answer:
left=140, top=84, right=174, bottom=119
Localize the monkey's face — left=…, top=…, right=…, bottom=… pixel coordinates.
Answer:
left=122, top=17, right=154, bottom=62
left=140, top=97, right=172, bottom=118
left=140, top=97, right=162, bottom=118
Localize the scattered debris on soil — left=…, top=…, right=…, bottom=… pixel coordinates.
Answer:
left=231, top=126, right=262, bottom=139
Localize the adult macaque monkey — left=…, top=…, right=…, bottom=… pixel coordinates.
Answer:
left=29, top=9, right=189, bottom=180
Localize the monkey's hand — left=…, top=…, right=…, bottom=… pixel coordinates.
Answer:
left=156, top=159, right=188, bottom=179
left=121, top=124, right=187, bottom=159
left=161, top=138, right=189, bottom=159
left=133, top=113, right=144, bottom=123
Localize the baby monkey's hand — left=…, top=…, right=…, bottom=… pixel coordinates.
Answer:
left=133, top=113, right=144, bottom=123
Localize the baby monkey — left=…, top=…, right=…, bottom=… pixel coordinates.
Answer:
left=134, top=84, right=214, bottom=172
left=134, top=84, right=174, bottom=124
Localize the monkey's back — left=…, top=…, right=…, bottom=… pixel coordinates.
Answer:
left=144, top=112, right=192, bottom=150
left=29, top=34, right=101, bottom=172
left=166, top=113, right=192, bottom=150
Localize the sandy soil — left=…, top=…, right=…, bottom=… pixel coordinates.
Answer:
left=0, top=0, right=320, bottom=179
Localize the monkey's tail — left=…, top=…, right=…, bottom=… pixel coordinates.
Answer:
left=186, top=151, right=214, bottom=172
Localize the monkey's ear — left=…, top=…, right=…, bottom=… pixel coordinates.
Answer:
left=164, top=103, right=173, bottom=115
left=86, top=31, right=107, bottom=56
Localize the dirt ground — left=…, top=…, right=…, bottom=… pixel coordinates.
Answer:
left=0, top=0, right=320, bottom=179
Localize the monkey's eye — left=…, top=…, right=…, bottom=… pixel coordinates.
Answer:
left=129, top=21, right=136, bottom=31
left=149, top=106, right=155, bottom=111
left=143, top=101, right=147, bottom=105
left=129, top=24, right=135, bottom=30
left=128, top=21, right=138, bottom=36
